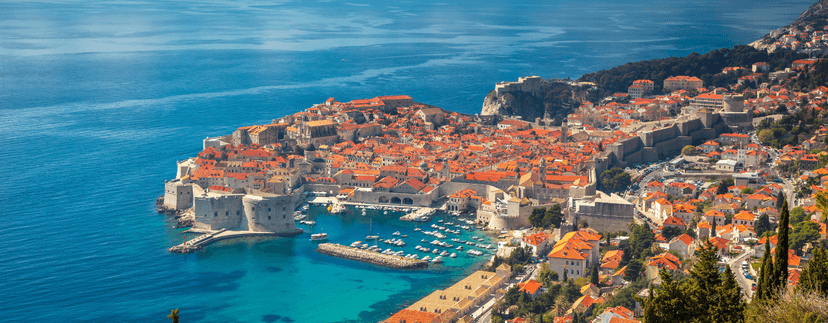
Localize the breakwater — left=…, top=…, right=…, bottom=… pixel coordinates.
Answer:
left=169, top=228, right=303, bottom=254
left=317, top=243, right=428, bottom=269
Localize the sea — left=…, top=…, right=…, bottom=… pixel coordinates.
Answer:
left=0, top=0, right=810, bottom=322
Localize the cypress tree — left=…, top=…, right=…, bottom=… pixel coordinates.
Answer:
left=590, top=263, right=599, bottom=286
left=716, top=265, right=745, bottom=323
left=799, top=247, right=828, bottom=297
left=776, top=191, right=785, bottom=210
left=771, top=201, right=790, bottom=294
left=754, top=239, right=772, bottom=301
left=687, top=240, right=721, bottom=322
left=563, top=267, right=568, bottom=282
left=711, top=217, right=717, bottom=237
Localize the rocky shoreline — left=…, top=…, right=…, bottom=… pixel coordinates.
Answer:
left=156, top=196, right=194, bottom=228
left=317, top=243, right=428, bottom=269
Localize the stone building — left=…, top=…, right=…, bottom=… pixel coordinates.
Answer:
left=569, top=191, right=634, bottom=233
left=663, top=76, right=703, bottom=91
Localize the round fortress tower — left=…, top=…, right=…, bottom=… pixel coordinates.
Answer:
left=722, top=94, right=745, bottom=113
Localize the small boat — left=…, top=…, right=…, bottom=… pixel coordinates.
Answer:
left=440, top=251, right=449, bottom=256
left=449, top=253, right=457, bottom=258
left=413, top=228, right=422, bottom=232
left=432, top=249, right=439, bottom=254
left=350, top=241, right=362, bottom=247
left=401, top=235, right=408, bottom=238
left=366, top=235, right=379, bottom=240
left=310, top=233, right=328, bottom=241
left=456, top=246, right=464, bottom=251
left=422, top=256, right=432, bottom=261
left=384, top=211, right=388, bottom=215
left=392, top=231, right=401, bottom=236
left=432, top=256, right=443, bottom=263
left=361, top=244, right=369, bottom=249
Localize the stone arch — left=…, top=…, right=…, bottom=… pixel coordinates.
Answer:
left=378, top=196, right=389, bottom=203
left=391, top=197, right=402, bottom=204
left=403, top=198, right=414, bottom=205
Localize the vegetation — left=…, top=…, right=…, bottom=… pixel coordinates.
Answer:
left=756, top=101, right=827, bottom=149
left=791, top=221, right=821, bottom=255
left=662, top=226, right=683, bottom=240
left=168, top=309, right=179, bottom=323
left=755, top=213, right=771, bottom=238
left=638, top=240, right=745, bottom=323
left=578, top=45, right=806, bottom=98
left=487, top=246, right=534, bottom=272
left=529, top=204, right=565, bottom=229
left=600, top=167, right=632, bottom=193
left=681, top=145, right=696, bottom=156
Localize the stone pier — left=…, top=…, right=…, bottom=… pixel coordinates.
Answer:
left=317, top=243, right=428, bottom=269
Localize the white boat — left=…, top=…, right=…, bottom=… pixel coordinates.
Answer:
left=310, top=233, right=328, bottom=241
left=440, top=251, right=449, bottom=256
left=457, top=246, right=464, bottom=251
left=449, top=253, right=457, bottom=258
left=350, top=241, right=362, bottom=247
left=362, top=209, right=367, bottom=216
left=432, top=249, right=439, bottom=254
left=366, top=235, right=379, bottom=240
left=432, top=256, right=443, bottom=263
left=395, top=241, right=405, bottom=246
left=361, top=244, right=369, bottom=249
left=422, top=256, right=432, bottom=261
left=392, top=231, right=401, bottom=236
left=413, top=228, right=422, bottom=232
left=384, top=211, right=388, bottom=215
left=401, top=235, right=408, bottom=238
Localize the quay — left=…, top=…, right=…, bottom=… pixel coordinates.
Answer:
left=169, top=228, right=303, bottom=254
left=307, top=196, right=437, bottom=220
left=317, top=243, right=428, bottom=269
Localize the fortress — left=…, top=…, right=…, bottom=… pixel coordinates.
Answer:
left=494, top=76, right=542, bottom=96
left=594, top=103, right=752, bottom=175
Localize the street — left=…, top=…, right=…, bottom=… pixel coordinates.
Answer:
left=727, top=251, right=755, bottom=301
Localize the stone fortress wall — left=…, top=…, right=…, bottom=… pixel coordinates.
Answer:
left=495, top=76, right=543, bottom=96
left=192, top=191, right=298, bottom=233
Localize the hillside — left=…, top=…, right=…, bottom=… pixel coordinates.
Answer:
left=751, top=0, right=828, bottom=52
left=577, top=46, right=805, bottom=97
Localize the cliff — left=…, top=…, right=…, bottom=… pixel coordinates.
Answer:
left=480, top=81, right=580, bottom=123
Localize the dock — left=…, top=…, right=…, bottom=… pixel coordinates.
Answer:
left=399, top=207, right=435, bottom=221
left=317, top=243, right=428, bottom=269
left=169, top=228, right=303, bottom=254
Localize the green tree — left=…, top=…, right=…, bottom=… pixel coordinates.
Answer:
left=686, top=240, right=723, bottom=322
left=742, top=187, right=754, bottom=195
left=590, top=263, right=599, bottom=286
left=600, top=167, right=632, bottom=193
left=717, top=265, right=746, bottom=323
left=791, top=206, right=807, bottom=226
left=563, top=278, right=581, bottom=303
left=791, top=221, right=821, bottom=254
left=755, top=213, right=771, bottom=238
left=168, top=309, right=179, bottom=323
left=543, top=204, right=563, bottom=228
left=662, top=226, right=683, bottom=240
left=682, top=145, right=696, bottom=155
left=770, top=201, right=791, bottom=295
left=799, top=247, right=828, bottom=297
left=755, top=238, right=772, bottom=301
left=777, top=191, right=786, bottom=210
left=758, top=129, right=775, bottom=144
left=625, top=259, right=643, bottom=282
left=529, top=207, right=545, bottom=228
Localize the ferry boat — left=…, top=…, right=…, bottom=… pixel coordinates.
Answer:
left=310, top=233, right=328, bottom=241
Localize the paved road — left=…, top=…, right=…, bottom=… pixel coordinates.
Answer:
left=727, top=251, right=754, bottom=301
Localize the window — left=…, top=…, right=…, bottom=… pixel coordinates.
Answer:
left=283, top=214, right=286, bottom=219
left=268, top=216, right=271, bottom=220
left=268, top=208, right=271, bottom=212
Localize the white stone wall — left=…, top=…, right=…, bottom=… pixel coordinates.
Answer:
left=193, top=193, right=245, bottom=230
left=164, top=181, right=194, bottom=210
left=548, top=256, right=587, bottom=281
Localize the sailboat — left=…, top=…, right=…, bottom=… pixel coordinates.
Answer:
left=365, top=217, right=379, bottom=240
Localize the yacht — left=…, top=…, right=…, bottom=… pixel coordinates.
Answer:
left=310, top=233, right=328, bottom=241
left=422, top=256, right=431, bottom=261
left=432, top=256, right=443, bottom=263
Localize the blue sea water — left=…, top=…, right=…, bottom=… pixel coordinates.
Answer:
left=0, top=0, right=810, bottom=322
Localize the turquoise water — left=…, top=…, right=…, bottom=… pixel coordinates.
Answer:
left=0, top=0, right=810, bottom=322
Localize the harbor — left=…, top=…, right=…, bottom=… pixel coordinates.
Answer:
left=317, top=243, right=429, bottom=269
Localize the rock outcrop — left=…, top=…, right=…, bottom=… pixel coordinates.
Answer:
left=750, top=0, right=828, bottom=52
left=480, top=81, right=579, bottom=123
left=156, top=196, right=195, bottom=228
